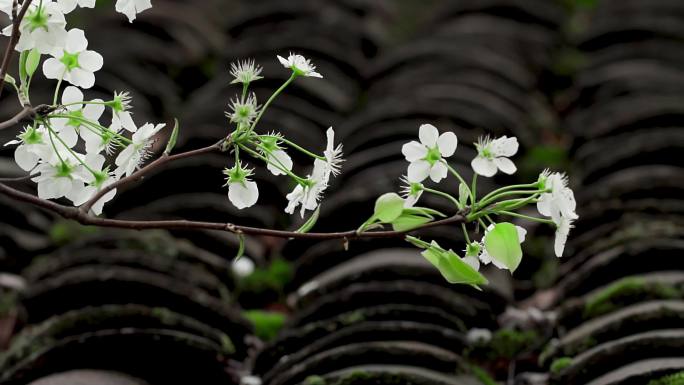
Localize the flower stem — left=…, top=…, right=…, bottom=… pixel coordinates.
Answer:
left=445, top=162, right=474, bottom=203
left=259, top=134, right=325, bottom=160
left=45, top=123, right=97, bottom=176
left=479, top=182, right=540, bottom=204
left=497, top=211, right=555, bottom=225
left=423, top=187, right=462, bottom=209
left=461, top=223, right=471, bottom=243
left=248, top=72, right=297, bottom=133
left=239, top=143, right=307, bottom=184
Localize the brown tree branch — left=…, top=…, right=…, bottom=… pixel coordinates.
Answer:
left=0, top=104, right=44, bottom=130
left=0, top=0, right=33, bottom=98
left=0, top=181, right=465, bottom=240
left=79, top=138, right=228, bottom=213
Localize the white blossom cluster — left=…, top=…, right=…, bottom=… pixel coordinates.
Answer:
left=223, top=53, right=344, bottom=217
left=2, top=0, right=157, bottom=214
left=398, top=124, right=578, bottom=278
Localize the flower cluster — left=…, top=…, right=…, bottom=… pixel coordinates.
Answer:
left=222, top=54, right=343, bottom=217
left=2, top=0, right=161, bottom=215
left=365, top=125, right=578, bottom=287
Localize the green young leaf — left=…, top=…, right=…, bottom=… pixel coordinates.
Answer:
left=459, top=182, right=469, bottom=208
left=484, top=222, right=523, bottom=272
left=421, top=245, right=488, bottom=287
left=164, top=118, right=179, bottom=155
left=235, top=233, right=245, bottom=261
left=391, top=213, right=432, bottom=232
left=403, top=206, right=446, bottom=218
left=25, top=49, right=41, bottom=78
left=296, top=207, right=320, bottom=233
left=373, top=192, right=405, bottom=223
left=19, top=50, right=28, bottom=84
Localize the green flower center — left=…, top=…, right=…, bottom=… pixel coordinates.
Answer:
left=21, top=127, right=43, bottom=144
left=425, top=146, right=442, bottom=166
left=56, top=161, right=73, bottom=178
left=260, top=137, right=278, bottom=152
left=27, top=7, right=48, bottom=32
left=60, top=51, right=80, bottom=71
left=481, top=147, right=493, bottom=159
left=465, top=243, right=481, bottom=257
left=92, top=170, right=108, bottom=187
left=409, top=182, right=422, bottom=197
left=66, top=110, right=84, bottom=128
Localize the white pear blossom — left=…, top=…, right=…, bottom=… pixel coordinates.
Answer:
left=224, top=163, right=259, bottom=209
left=537, top=170, right=578, bottom=223
left=323, top=127, right=344, bottom=177
left=277, top=52, right=322, bottom=78
left=114, top=122, right=165, bottom=178
left=4, top=126, right=53, bottom=172
left=69, top=153, right=118, bottom=215
left=108, top=91, right=137, bottom=133
left=554, top=216, right=574, bottom=257
left=57, top=0, right=96, bottom=14
left=226, top=93, right=259, bottom=127
left=471, top=136, right=519, bottom=177
left=478, top=224, right=527, bottom=270
left=3, top=1, right=67, bottom=54
left=50, top=86, right=105, bottom=149
left=259, top=133, right=293, bottom=176
left=115, top=0, right=152, bottom=22
left=285, top=159, right=328, bottom=217
left=401, top=124, right=457, bottom=183
left=229, top=59, right=263, bottom=84
left=400, top=176, right=423, bottom=208
left=43, top=28, right=103, bottom=89
left=31, top=154, right=88, bottom=200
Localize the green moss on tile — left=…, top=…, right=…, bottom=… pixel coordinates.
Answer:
left=550, top=357, right=573, bottom=375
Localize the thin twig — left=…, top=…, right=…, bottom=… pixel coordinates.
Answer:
left=0, top=105, right=38, bottom=130
left=0, top=181, right=465, bottom=239
left=0, top=0, right=33, bottom=98
left=79, top=138, right=227, bottom=212
left=0, top=175, right=31, bottom=182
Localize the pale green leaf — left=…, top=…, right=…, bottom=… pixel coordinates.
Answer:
left=403, top=206, right=446, bottom=218
left=235, top=233, right=245, bottom=260
left=421, top=247, right=488, bottom=287
left=459, top=183, right=469, bottom=207
left=374, top=192, right=405, bottom=223
left=484, top=222, right=523, bottom=272
left=164, top=118, right=179, bottom=155
left=25, top=49, right=41, bottom=77
left=391, top=213, right=432, bottom=232
left=296, top=207, right=319, bottom=233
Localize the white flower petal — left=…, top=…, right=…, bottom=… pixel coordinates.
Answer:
left=43, top=58, right=65, bottom=79
left=61, top=86, right=84, bottom=106
left=79, top=50, right=103, bottom=72
left=15, top=145, right=39, bottom=171
left=428, top=161, right=448, bottom=183
left=401, top=141, right=427, bottom=162
left=407, top=160, right=430, bottom=183
left=437, top=131, right=457, bottom=157
left=494, top=157, right=517, bottom=175
left=267, top=149, right=293, bottom=176
left=229, top=180, right=259, bottom=209
left=67, top=67, right=95, bottom=89
left=65, top=28, right=88, bottom=52
left=471, top=156, right=497, bottom=177
left=491, top=136, right=519, bottom=157
left=418, top=124, right=439, bottom=147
